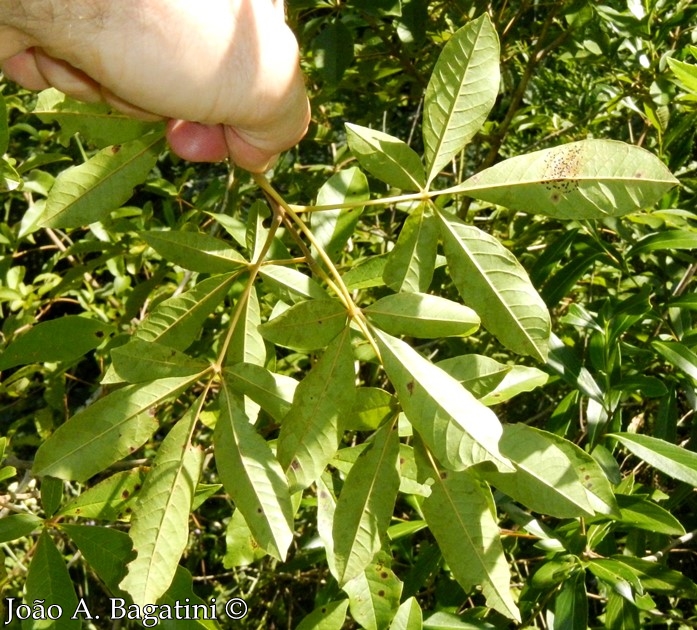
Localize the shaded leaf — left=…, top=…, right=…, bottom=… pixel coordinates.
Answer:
left=436, top=354, right=511, bottom=400
left=333, top=420, right=400, bottom=584
left=214, top=378, right=294, bottom=560
left=37, top=132, right=164, bottom=229
left=223, top=509, right=267, bottom=568
left=258, top=299, right=348, bottom=352
left=423, top=15, right=500, bottom=184
left=0, top=316, right=115, bottom=371
left=653, top=340, right=697, bottom=383
left=365, top=292, right=479, bottom=338
left=141, top=230, right=246, bottom=274
left=296, top=600, right=349, bottom=630
left=156, top=566, right=221, bottom=629
left=612, top=556, right=697, bottom=598
left=615, top=494, right=685, bottom=536
left=278, top=329, right=356, bottom=492
left=346, top=123, right=425, bottom=191
left=33, top=376, right=196, bottom=482
left=449, top=140, right=678, bottom=219
left=553, top=572, right=588, bottom=630
left=313, top=21, right=354, bottom=84
left=626, top=229, right=697, bottom=256
left=346, top=387, right=396, bottom=431
left=437, top=210, right=550, bottom=361
left=119, top=405, right=204, bottom=606
left=415, top=442, right=520, bottom=621
left=375, top=329, right=511, bottom=472
left=0, top=514, right=43, bottom=543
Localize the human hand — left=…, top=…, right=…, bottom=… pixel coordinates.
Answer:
left=0, top=0, right=310, bottom=171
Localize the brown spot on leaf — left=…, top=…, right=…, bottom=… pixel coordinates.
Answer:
left=111, top=145, right=122, bottom=154
left=121, top=490, right=130, bottom=499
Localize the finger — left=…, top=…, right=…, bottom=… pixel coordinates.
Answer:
left=224, top=125, right=278, bottom=173
left=100, top=87, right=164, bottom=122
left=1, top=49, right=50, bottom=90
left=165, top=120, right=229, bottom=163
left=33, top=48, right=103, bottom=102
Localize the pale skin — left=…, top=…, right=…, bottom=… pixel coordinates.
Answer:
left=0, top=0, right=310, bottom=171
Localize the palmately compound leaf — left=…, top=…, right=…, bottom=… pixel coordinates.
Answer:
left=277, top=329, right=356, bottom=492
left=119, top=403, right=204, bottom=607
left=214, top=377, right=294, bottom=560
left=25, top=531, right=81, bottom=629
left=33, top=376, right=198, bottom=482
left=141, top=230, right=247, bottom=274
left=37, top=132, right=164, bottom=229
left=382, top=204, right=439, bottom=293
left=437, top=210, right=550, bottom=362
left=258, top=298, right=349, bottom=352
left=375, top=329, right=512, bottom=472
left=423, top=14, right=500, bottom=184
left=333, top=420, right=400, bottom=585
left=415, top=442, right=520, bottom=622
left=365, top=292, right=479, bottom=338
left=311, top=167, right=369, bottom=264
left=346, top=123, right=426, bottom=191
left=448, top=140, right=679, bottom=219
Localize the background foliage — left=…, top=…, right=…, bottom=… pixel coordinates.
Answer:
left=1, top=1, right=697, bottom=628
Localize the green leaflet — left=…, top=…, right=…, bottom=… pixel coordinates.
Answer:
left=259, top=264, right=330, bottom=302
left=0, top=316, right=115, bottom=371
left=225, top=363, right=298, bottom=423
left=313, top=20, right=354, bottom=84
left=156, top=566, right=222, bottom=629
left=608, top=432, right=697, bottom=487
left=627, top=229, right=697, bottom=256
left=296, top=601, right=350, bottom=630
left=258, top=298, right=349, bottom=352
left=40, top=477, right=63, bottom=517
left=0, top=514, right=43, bottom=544
left=119, top=404, right=204, bottom=607
left=346, top=123, right=425, bottom=191
left=59, top=469, right=146, bottom=520
left=653, top=340, right=697, bottom=383
left=332, top=421, right=400, bottom=584
left=343, top=553, right=402, bottom=630
left=141, top=230, right=247, bottom=274
left=615, top=494, right=685, bottom=536
left=312, top=167, right=369, bottom=264
left=365, top=292, right=479, bottom=338
left=415, top=442, right=520, bottom=622
left=224, top=509, right=267, bottom=568
left=214, top=378, right=294, bottom=560
left=135, top=273, right=237, bottom=351
left=423, top=14, right=500, bottom=184
left=389, top=597, right=423, bottom=630
left=111, top=339, right=209, bottom=383
left=317, top=474, right=339, bottom=579
left=448, top=140, right=679, bottom=219
left=33, top=375, right=197, bottom=482
left=383, top=205, right=438, bottom=293
left=34, top=88, right=160, bottom=147
left=37, top=132, right=164, bottom=229
left=25, top=530, right=80, bottom=629
left=277, top=329, right=356, bottom=492
left=60, top=524, right=133, bottom=596
left=554, top=572, right=588, bottom=630
left=375, top=329, right=512, bottom=472
left=437, top=210, right=550, bottom=362
left=225, top=286, right=266, bottom=367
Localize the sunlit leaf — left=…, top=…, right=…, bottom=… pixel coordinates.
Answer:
left=111, top=339, right=209, bottom=383
left=415, top=442, right=520, bottom=621
left=346, top=123, right=425, bottom=191
left=389, top=597, right=423, bottom=630
left=37, top=132, right=164, bottom=229
left=0, top=514, right=43, bottom=543
left=296, top=600, right=349, bottom=630
left=33, top=376, right=197, bottom=482
left=225, top=363, right=298, bottom=423
left=365, top=292, right=479, bottom=338
left=375, top=329, right=511, bottom=472
left=615, top=494, right=685, bottom=536
left=423, top=14, right=500, bottom=184
left=214, top=378, right=294, bottom=560
left=626, top=229, right=697, bottom=256
left=259, top=265, right=330, bottom=302
left=156, top=566, right=221, bottom=629
left=437, top=210, right=550, bottom=361
left=0, top=316, right=115, bottom=371
left=278, top=329, right=356, bottom=492
left=333, top=420, right=400, bottom=584
left=653, top=340, right=697, bottom=383
left=119, top=404, right=204, bottom=606
left=448, top=140, right=678, bottom=219
left=608, top=432, right=697, bottom=486
left=225, top=286, right=266, bottom=367
left=223, top=509, right=267, bottom=568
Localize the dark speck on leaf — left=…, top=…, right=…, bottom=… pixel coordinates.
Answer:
left=378, top=590, right=385, bottom=597
left=111, top=145, right=122, bottom=154
left=95, top=330, right=104, bottom=338
left=121, top=490, right=130, bottom=499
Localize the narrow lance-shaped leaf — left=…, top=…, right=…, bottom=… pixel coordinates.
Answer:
left=333, top=420, right=400, bottom=584
left=296, top=600, right=349, bottom=630
left=141, top=230, right=247, bottom=274
left=119, top=402, right=205, bottom=606
left=375, top=329, right=511, bottom=472
left=423, top=14, right=500, bottom=184
left=311, top=167, right=369, bottom=263
left=608, top=432, right=697, bottom=487
left=415, top=441, right=520, bottom=622
left=554, top=572, right=588, bottom=630
left=59, top=469, right=146, bottom=520
left=437, top=209, right=550, bottom=361
left=214, top=377, right=294, bottom=560
left=0, top=514, right=43, bottom=544
left=383, top=205, right=439, bottom=293
left=0, top=316, right=115, bottom=371
left=389, top=597, right=423, bottom=630
left=225, top=286, right=266, bottom=367
left=111, top=338, right=209, bottom=383
left=37, top=132, right=164, bottom=229
left=225, top=363, right=298, bottom=423
left=259, top=265, right=330, bottom=302
left=277, top=328, right=356, bottom=492
left=365, top=292, right=479, bottom=338
left=448, top=140, right=679, bottom=219
left=346, top=123, right=425, bottom=191
left=25, top=530, right=80, bottom=629
left=653, top=340, right=697, bottom=383
left=33, top=375, right=198, bottom=482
